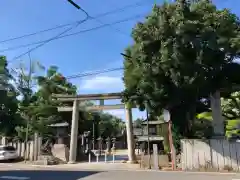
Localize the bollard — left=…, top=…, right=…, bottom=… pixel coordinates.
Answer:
left=88, top=152, right=91, bottom=163
left=153, top=144, right=158, bottom=170
left=105, top=151, right=107, bottom=163
left=43, top=157, right=48, bottom=166
left=112, top=152, right=115, bottom=163
left=112, top=137, right=116, bottom=163
left=96, top=154, right=99, bottom=163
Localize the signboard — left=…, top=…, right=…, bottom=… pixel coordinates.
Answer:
left=163, top=109, right=170, bottom=122
left=137, top=136, right=164, bottom=142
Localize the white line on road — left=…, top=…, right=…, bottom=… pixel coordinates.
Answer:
left=0, top=176, right=30, bottom=180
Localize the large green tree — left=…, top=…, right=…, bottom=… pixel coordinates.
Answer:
left=0, top=56, right=127, bottom=143
left=14, top=65, right=77, bottom=140
left=98, top=112, right=125, bottom=138
left=0, top=56, right=19, bottom=136
left=123, top=0, right=240, bottom=137
left=32, top=66, right=77, bottom=136
left=221, top=91, right=240, bottom=120
left=14, top=60, right=45, bottom=140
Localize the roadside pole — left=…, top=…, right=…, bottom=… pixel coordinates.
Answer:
left=163, top=109, right=176, bottom=170
left=24, top=52, right=32, bottom=163
left=24, top=119, right=29, bottom=163
left=146, top=109, right=151, bottom=169
left=168, top=120, right=176, bottom=170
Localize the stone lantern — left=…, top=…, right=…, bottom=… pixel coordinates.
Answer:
left=49, top=122, right=69, bottom=162
left=106, top=137, right=111, bottom=153
left=49, top=122, right=69, bottom=144
left=83, top=131, right=91, bottom=152
left=111, top=137, right=116, bottom=153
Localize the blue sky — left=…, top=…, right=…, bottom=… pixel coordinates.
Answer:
left=0, top=0, right=239, bottom=121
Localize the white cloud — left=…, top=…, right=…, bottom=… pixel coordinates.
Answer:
left=104, top=109, right=125, bottom=119
left=80, top=75, right=124, bottom=93
left=104, top=109, right=147, bottom=121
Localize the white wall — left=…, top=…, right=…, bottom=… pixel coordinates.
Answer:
left=181, top=139, right=240, bottom=170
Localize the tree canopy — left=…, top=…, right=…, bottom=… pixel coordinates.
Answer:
left=123, top=0, right=240, bottom=137
left=0, top=56, right=19, bottom=136
left=0, top=57, right=125, bottom=141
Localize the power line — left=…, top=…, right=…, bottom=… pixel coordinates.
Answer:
left=66, top=67, right=123, bottom=79
left=0, top=22, right=78, bottom=44
left=13, top=67, right=124, bottom=87
left=88, top=0, right=157, bottom=36
left=9, top=7, right=90, bottom=63
left=4, top=13, right=145, bottom=55
left=0, top=0, right=151, bottom=44
left=89, top=15, right=128, bottom=36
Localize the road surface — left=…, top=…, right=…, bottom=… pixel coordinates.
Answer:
left=0, top=169, right=239, bottom=180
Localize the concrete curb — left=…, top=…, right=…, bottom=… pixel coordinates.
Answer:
left=0, top=163, right=238, bottom=175
left=25, top=165, right=240, bottom=175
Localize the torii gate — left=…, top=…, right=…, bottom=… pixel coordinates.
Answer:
left=54, top=92, right=136, bottom=164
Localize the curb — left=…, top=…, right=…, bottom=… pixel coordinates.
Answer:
left=0, top=163, right=238, bottom=175
left=27, top=165, right=239, bottom=175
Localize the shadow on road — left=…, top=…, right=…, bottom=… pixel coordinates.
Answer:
left=0, top=170, right=102, bottom=180
left=0, top=157, right=24, bottom=163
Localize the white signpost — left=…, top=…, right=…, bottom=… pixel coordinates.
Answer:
left=163, top=109, right=170, bottom=122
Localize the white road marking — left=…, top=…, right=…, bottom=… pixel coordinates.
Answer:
left=0, top=176, right=30, bottom=180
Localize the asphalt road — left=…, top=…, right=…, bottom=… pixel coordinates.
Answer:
left=0, top=170, right=239, bottom=180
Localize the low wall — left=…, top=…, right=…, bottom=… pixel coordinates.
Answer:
left=181, top=139, right=240, bottom=171
left=0, top=136, right=41, bottom=161
left=139, top=154, right=169, bottom=169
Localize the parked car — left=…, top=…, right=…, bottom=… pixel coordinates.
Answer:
left=0, top=145, right=18, bottom=161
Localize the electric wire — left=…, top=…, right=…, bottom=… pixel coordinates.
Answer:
left=0, top=0, right=151, bottom=44
left=66, top=67, right=123, bottom=79
left=9, top=13, right=144, bottom=75
left=9, top=7, right=90, bottom=63
left=12, top=66, right=124, bottom=88
left=3, top=13, right=145, bottom=55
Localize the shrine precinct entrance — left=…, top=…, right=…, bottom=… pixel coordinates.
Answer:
left=54, top=92, right=136, bottom=164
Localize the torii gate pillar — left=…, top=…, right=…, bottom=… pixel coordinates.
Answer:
left=68, top=100, right=79, bottom=164
left=125, top=104, right=136, bottom=163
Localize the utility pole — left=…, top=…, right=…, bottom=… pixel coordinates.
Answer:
left=163, top=109, right=176, bottom=170
left=146, top=109, right=151, bottom=169
left=92, top=114, right=95, bottom=150
left=24, top=52, right=32, bottom=162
